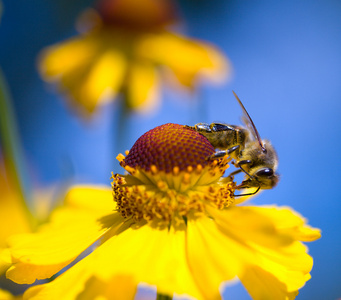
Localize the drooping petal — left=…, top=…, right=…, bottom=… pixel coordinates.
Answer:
left=208, top=205, right=320, bottom=298
left=21, top=223, right=202, bottom=300
left=6, top=186, right=122, bottom=284
left=23, top=241, right=138, bottom=300
left=23, top=251, right=99, bottom=300
left=126, top=61, right=160, bottom=113
left=137, top=32, right=229, bottom=87
left=26, top=270, right=137, bottom=300
left=40, top=34, right=126, bottom=115
left=187, top=216, right=245, bottom=300
left=73, top=49, right=126, bottom=113
left=240, top=266, right=299, bottom=300
left=92, top=223, right=204, bottom=300
left=39, top=35, right=98, bottom=80
left=75, top=275, right=137, bottom=300
left=245, top=206, right=321, bottom=242
left=242, top=241, right=313, bottom=294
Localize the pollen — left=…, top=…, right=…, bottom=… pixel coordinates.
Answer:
left=112, top=123, right=235, bottom=225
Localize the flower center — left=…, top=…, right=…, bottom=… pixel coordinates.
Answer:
left=96, top=0, right=178, bottom=31
left=122, top=123, right=215, bottom=172
left=112, top=123, right=235, bottom=225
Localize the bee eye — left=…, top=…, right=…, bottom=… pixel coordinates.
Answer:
left=255, top=168, right=274, bottom=177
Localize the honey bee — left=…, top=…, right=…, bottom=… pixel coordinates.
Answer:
left=186, top=91, right=279, bottom=196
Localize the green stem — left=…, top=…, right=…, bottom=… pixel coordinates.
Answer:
left=0, top=68, right=33, bottom=222
left=156, top=293, right=173, bottom=300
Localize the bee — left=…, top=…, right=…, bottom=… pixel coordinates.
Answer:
left=186, top=91, right=279, bottom=196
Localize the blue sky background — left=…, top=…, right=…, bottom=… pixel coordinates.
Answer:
left=1, top=0, right=340, bottom=299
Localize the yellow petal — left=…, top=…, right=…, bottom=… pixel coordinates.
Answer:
left=24, top=247, right=138, bottom=300
left=240, top=266, right=299, bottom=300
left=208, top=205, right=320, bottom=295
left=40, top=33, right=127, bottom=115
left=137, top=32, right=229, bottom=86
left=247, top=206, right=321, bottom=242
left=92, top=223, right=203, bottom=300
left=22, top=224, right=198, bottom=299
left=64, top=185, right=116, bottom=212
left=126, top=61, right=160, bottom=113
left=6, top=186, right=122, bottom=284
left=76, top=275, right=137, bottom=300
left=21, top=222, right=137, bottom=299
left=39, top=35, right=98, bottom=80
left=74, top=50, right=126, bottom=113
left=24, top=251, right=97, bottom=300
left=187, top=217, right=245, bottom=300
left=0, top=288, right=18, bottom=300
left=248, top=241, right=313, bottom=292
left=211, top=205, right=320, bottom=249
left=0, top=248, right=12, bottom=274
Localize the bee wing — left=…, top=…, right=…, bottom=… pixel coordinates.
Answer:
left=240, top=115, right=257, bottom=141
left=232, top=91, right=265, bottom=151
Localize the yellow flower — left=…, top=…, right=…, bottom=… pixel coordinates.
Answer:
left=5, top=124, right=320, bottom=299
left=38, top=0, right=229, bottom=117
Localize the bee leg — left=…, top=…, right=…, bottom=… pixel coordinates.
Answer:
left=237, top=159, right=252, bottom=166
left=233, top=161, right=261, bottom=197
left=206, top=145, right=240, bottom=160
left=206, top=150, right=227, bottom=160
left=234, top=186, right=261, bottom=197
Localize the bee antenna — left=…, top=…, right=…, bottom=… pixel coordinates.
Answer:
left=232, top=91, right=265, bottom=152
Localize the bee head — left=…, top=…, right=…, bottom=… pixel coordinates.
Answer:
left=237, top=167, right=280, bottom=190
left=237, top=140, right=280, bottom=191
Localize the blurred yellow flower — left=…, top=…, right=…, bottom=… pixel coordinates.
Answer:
left=39, top=0, right=230, bottom=117
left=5, top=124, right=320, bottom=299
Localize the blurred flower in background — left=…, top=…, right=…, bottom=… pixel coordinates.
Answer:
left=39, top=0, right=230, bottom=117
left=4, top=124, right=320, bottom=299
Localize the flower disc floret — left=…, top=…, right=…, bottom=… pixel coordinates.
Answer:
left=113, top=123, right=234, bottom=225
left=122, top=123, right=215, bottom=172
